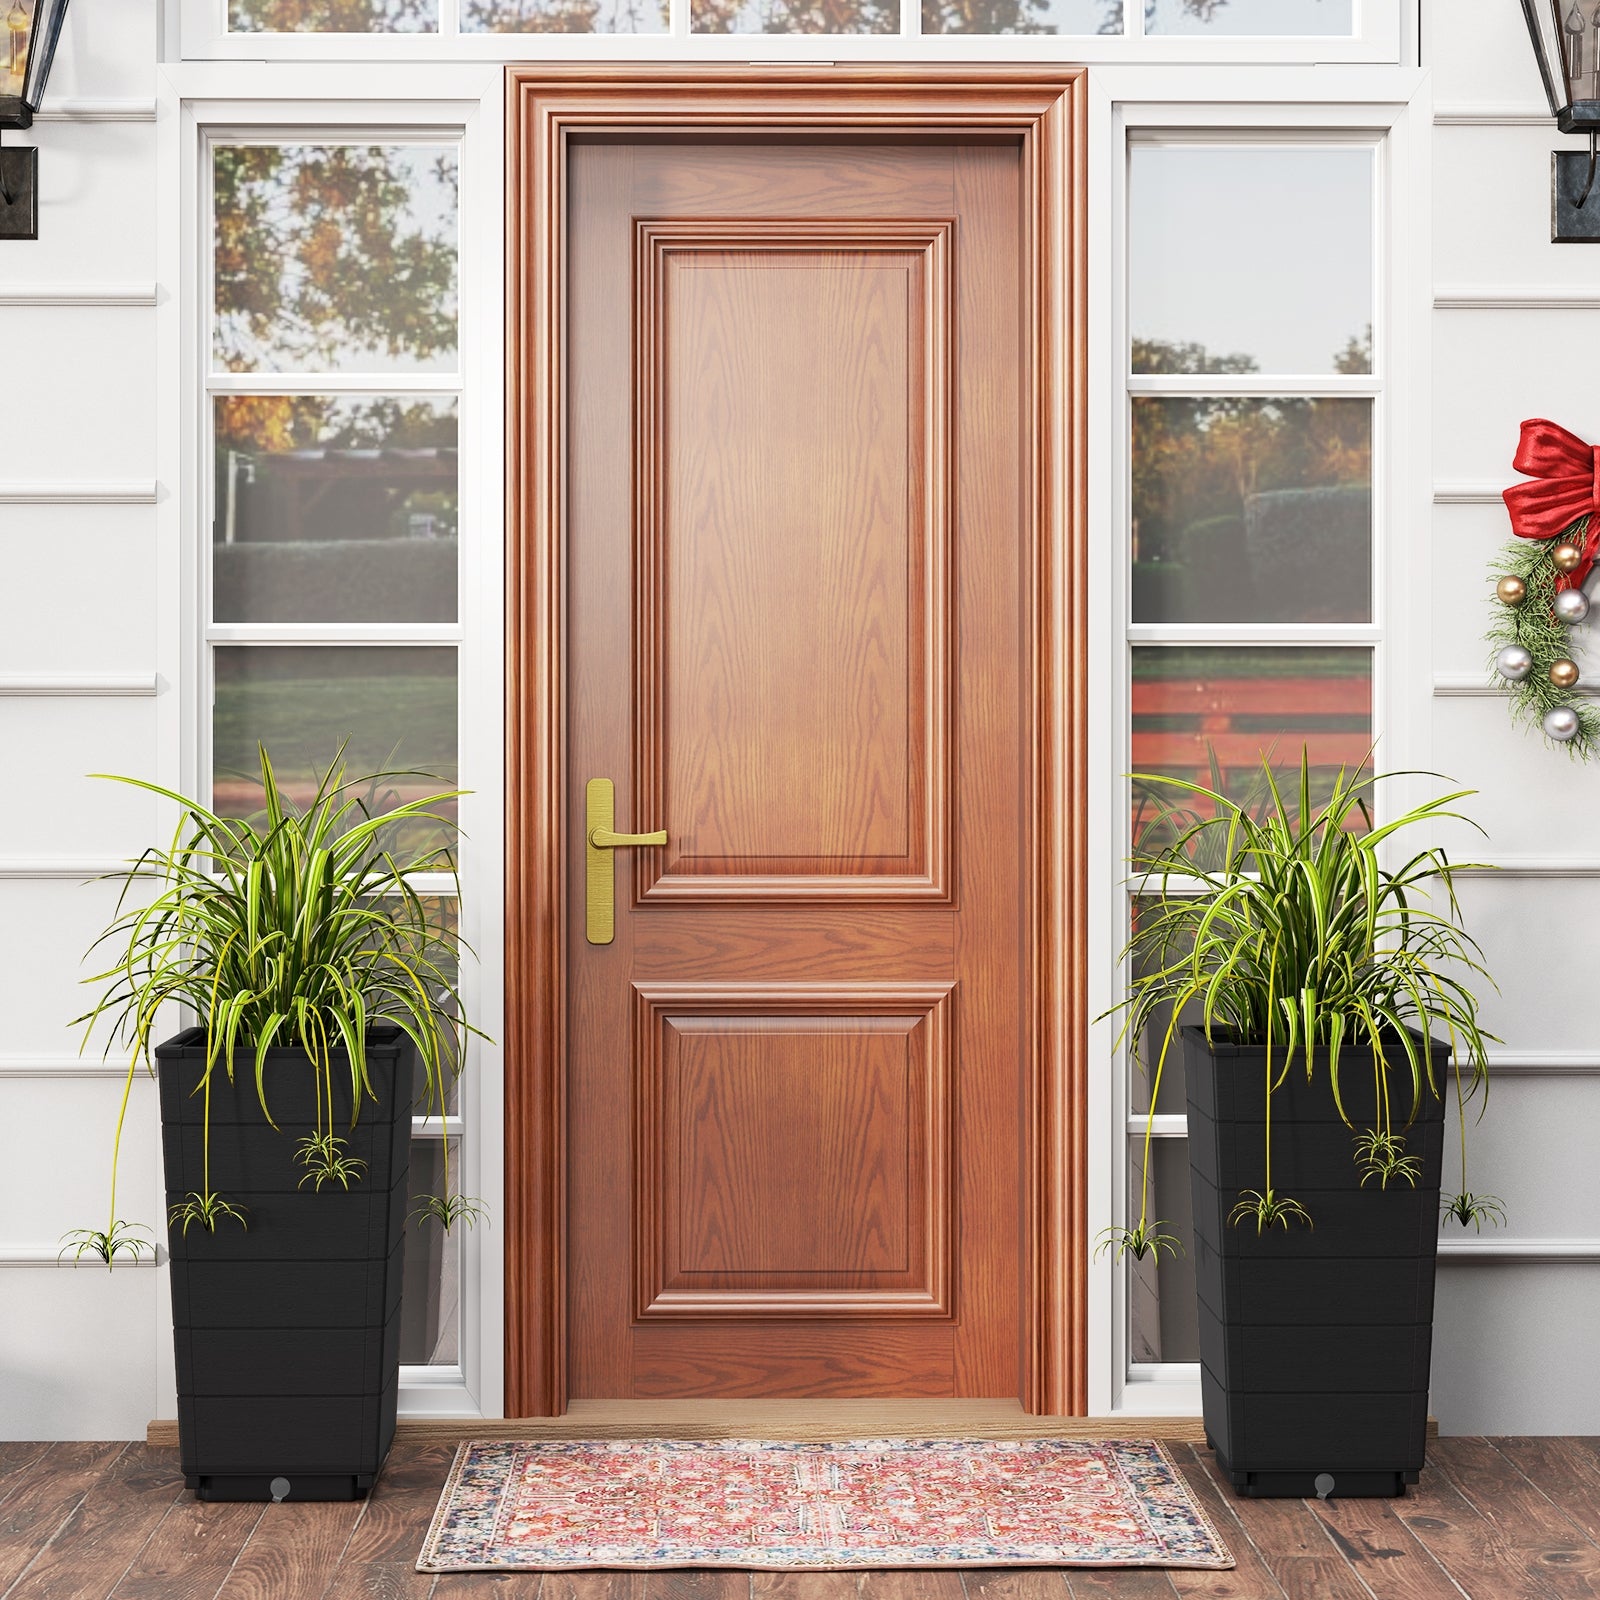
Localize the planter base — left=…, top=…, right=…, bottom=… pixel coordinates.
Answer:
left=1215, top=1451, right=1415, bottom=1499
left=191, top=1473, right=374, bottom=1502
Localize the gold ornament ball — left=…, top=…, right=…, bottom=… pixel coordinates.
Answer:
left=1554, top=543, right=1586, bottom=573
left=1496, top=574, right=1528, bottom=606
left=1550, top=658, right=1582, bottom=689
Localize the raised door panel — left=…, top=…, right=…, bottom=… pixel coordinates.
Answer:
left=634, top=221, right=953, bottom=904
left=633, top=983, right=954, bottom=1319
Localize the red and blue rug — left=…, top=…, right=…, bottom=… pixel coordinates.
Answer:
left=416, top=1437, right=1235, bottom=1571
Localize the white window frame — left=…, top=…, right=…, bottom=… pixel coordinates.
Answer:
left=1084, top=70, right=1434, bottom=1417
left=171, top=0, right=1405, bottom=65
left=156, top=71, right=508, bottom=1422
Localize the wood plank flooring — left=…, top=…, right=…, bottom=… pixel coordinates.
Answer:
left=1, top=1437, right=1595, bottom=1600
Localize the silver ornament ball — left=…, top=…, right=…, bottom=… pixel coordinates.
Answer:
left=1553, top=588, right=1591, bottom=624
left=1543, top=706, right=1582, bottom=742
left=1496, top=645, right=1534, bottom=682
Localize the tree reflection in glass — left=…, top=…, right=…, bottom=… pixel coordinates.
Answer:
left=228, top=0, right=438, bottom=29
left=213, top=396, right=459, bottom=625
left=462, top=0, right=666, bottom=29
left=214, top=144, right=458, bottom=374
left=692, top=0, right=895, bottom=33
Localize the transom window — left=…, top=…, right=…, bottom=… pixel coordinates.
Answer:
left=177, top=0, right=1400, bottom=58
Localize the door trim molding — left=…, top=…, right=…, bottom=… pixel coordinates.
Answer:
left=506, top=63, right=1089, bottom=1417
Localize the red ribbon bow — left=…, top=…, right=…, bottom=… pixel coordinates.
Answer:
left=1503, top=417, right=1600, bottom=590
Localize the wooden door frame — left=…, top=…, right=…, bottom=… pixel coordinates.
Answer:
left=505, top=63, right=1088, bottom=1418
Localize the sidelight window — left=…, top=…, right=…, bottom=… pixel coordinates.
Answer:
left=1119, top=134, right=1382, bottom=1381
left=205, top=135, right=468, bottom=1368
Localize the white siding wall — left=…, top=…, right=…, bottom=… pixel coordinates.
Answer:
left=1425, top=0, right=1600, bottom=1435
left=0, top=0, right=163, bottom=1441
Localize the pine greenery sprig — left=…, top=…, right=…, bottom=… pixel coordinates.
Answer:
left=1485, top=517, right=1600, bottom=759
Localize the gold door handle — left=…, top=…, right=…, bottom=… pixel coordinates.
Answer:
left=589, top=826, right=668, bottom=849
left=585, top=778, right=666, bottom=945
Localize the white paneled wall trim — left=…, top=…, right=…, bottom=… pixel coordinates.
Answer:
left=0, top=858, right=136, bottom=879
left=34, top=98, right=157, bottom=122
left=1486, top=1051, right=1600, bottom=1074
left=1434, top=674, right=1600, bottom=697
left=1432, top=104, right=1558, bottom=125
left=1438, top=1240, right=1600, bottom=1263
left=0, top=482, right=158, bottom=504
left=0, top=286, right=158, bottom=307
left=1436, top=287, right=1600, bottom=310
left=1433, top=483, right=1506, bottom=504
left=0, top=1247, right=162, bottom=1268
left=0, top=1056, right=154, bottom=1079
left=1449, top=857, right=1600, bottom=876
left=0, top=675, right=158, bottom=696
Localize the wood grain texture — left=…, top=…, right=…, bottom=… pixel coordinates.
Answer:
left=964, top=1572, right=1073, bottom=1600
left=1064, top=1574, right=1178, bottom=1600
left=213, top=1499, right=365, bottom=1600
left=1491, top=1436, right=1600, bottom=1545
left=105, top=1497, right=263, bottom=1600
left=634, top=219, right=951, bottom=905
left=337, top=1446, right=459, bottom=1568
left=0, top=1442, right=128, bottom=1595
left=624, top=1326, right=959, bottom=1399
left=1, top=1445, right=182, bottom=1600
left=634, top=985, right=952, bottom=1319
left=0, top=1438, right=1582, bottom=1600
left=508, top=65, right=1088, bottom=1416
left=1165, top=1447, right=1287, bottom=1600
left=149, top=1406, right=1211, bottom=1449
left=569, top=133, right=1016, bottom=1402
left=1190, top=1451, right=1369, bottom=1600
left=1427, top=1436, right=1600, bottom=1595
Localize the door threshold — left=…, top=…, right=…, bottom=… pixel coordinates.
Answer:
left=149, top=1401, right=1206, bottom=1449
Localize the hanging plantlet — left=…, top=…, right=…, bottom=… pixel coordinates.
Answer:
left=1486, top=418, right=1600, bottom=757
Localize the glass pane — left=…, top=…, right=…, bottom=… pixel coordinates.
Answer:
left=214, top=145, right=458, bottom=375
left=1128, top=895, right=1197, bottom=1116
left=213, top=397, right=457, bottom=625
left=401, top=1138, right=460, bottom=1365
left=1128, top=1137, right=1198, bottom=1365
left=922, top=0, right=1119, bottom=35
left=1131, top=147, right=1372, bottom=376
left=692, top=0, right=894, bottom=30
left=1144, top=0, right=1351, bottom=33
left=212, top=646, right=457, bottom=818
left=1131, top=397, right=1371, bottom=624
left=1130, top=646, right=1372, bottom=853
left=228, top=0, right=438, bottom=30
left=461, top=0, right=666, bottom=30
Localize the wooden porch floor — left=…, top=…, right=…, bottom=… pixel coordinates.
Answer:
left=2, top=1437, right=1597, bottom=1599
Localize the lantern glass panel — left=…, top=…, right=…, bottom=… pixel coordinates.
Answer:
left=0, top=0, right=66, bottom=125
left=1522, top=0, right=1600, bottom=127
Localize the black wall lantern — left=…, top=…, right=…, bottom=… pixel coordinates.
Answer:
left=0, top=0, right=70, bottom=241
left=1519, top=0, right=1600, bottom=239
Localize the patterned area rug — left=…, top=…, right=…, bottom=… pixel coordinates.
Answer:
left=416, top=1438, right=1235, bottom=1571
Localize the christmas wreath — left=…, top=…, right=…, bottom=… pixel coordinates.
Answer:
left=1487, top=418, right=1599, bottom=757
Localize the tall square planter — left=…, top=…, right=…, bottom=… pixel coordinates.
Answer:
left=157, top=1024, right=415, bottom=1502
left=1182, top=1024, right=1448, bottom=1499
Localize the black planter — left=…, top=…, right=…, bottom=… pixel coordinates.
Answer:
left=1182, top=1024, right=1448, bottom=1499
left=157, top=1024, right=415, bottom=1502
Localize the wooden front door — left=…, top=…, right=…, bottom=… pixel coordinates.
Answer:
left=507, top=68, right=1088, bottom=1417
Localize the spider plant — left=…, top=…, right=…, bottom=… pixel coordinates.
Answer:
left=69, top=745, right=490, bottom=1260
left=1109, top=749, right=1500, bottom=1237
